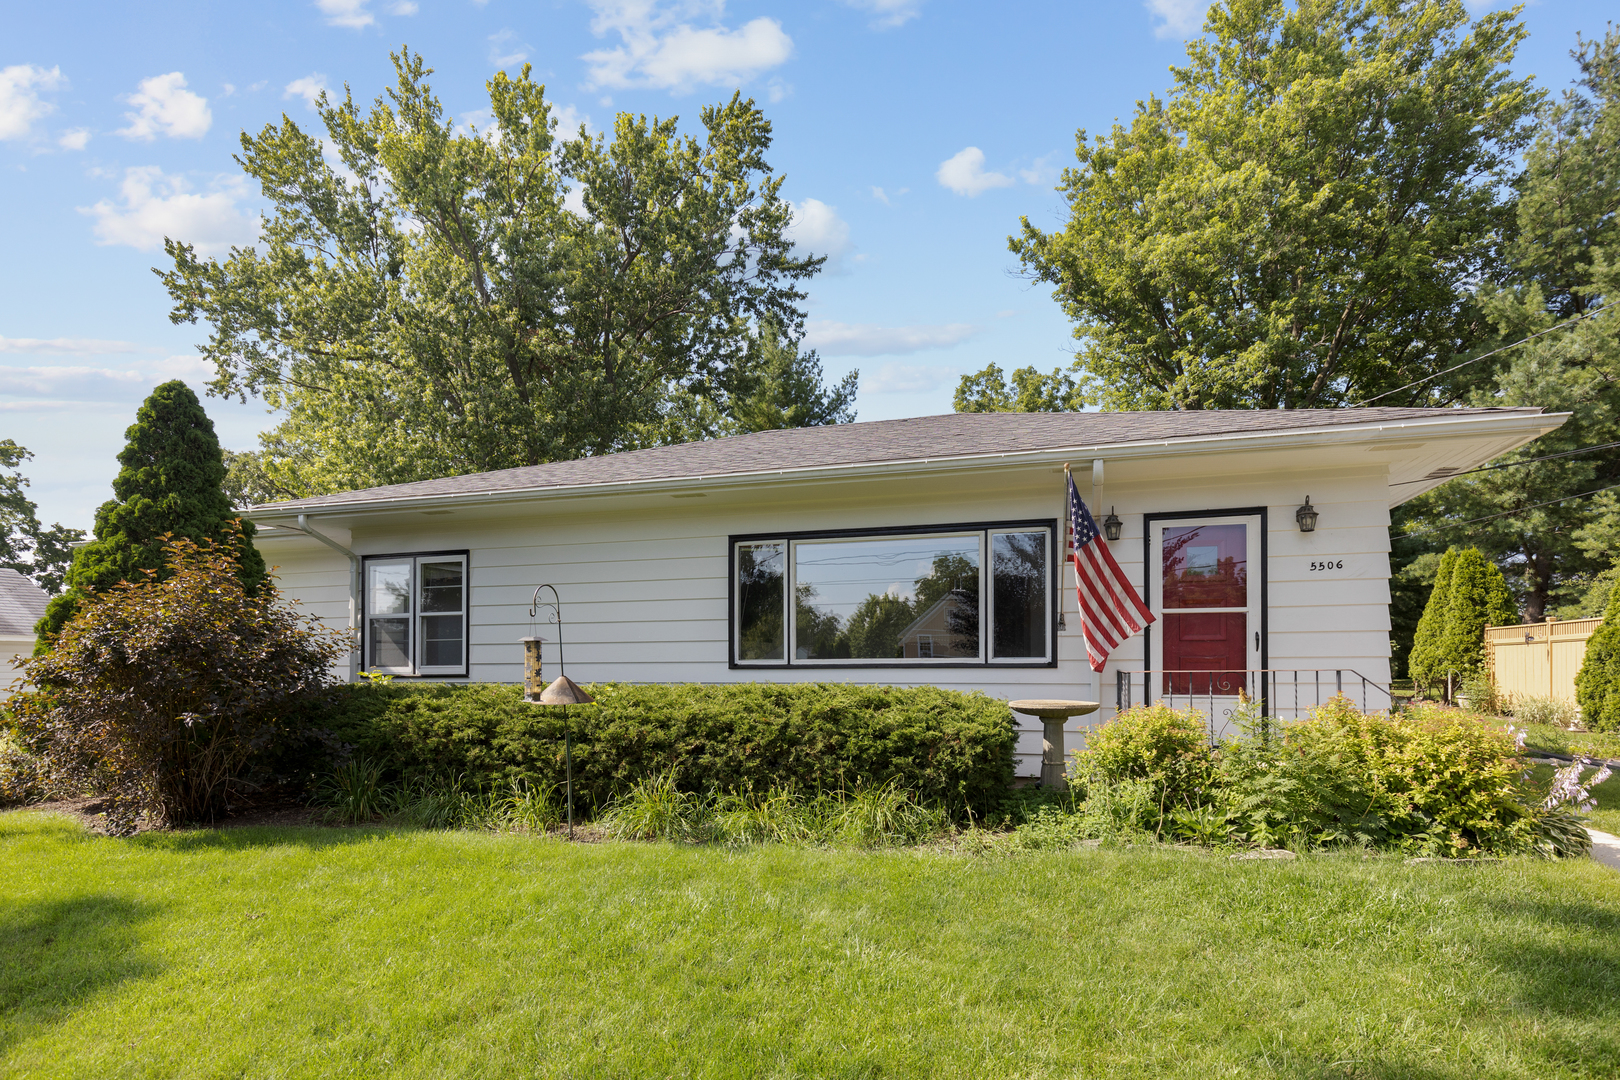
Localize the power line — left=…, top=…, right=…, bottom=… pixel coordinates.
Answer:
left=1390, top=438, right=1620, bottom=486
left=1393, top=480, right=1620, bottom=540
left=1353, top=302, right=1611, bottom=407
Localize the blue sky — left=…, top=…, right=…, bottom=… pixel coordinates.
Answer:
left=0, top=0, right=1600, bottom=532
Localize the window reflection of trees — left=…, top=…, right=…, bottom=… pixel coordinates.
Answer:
left=796, top=547, right=981, bottom=659
left=992, top=532, right=1045, bottom=657
left=737, top=544, right=785, bottom=660
left=1162, top=526, right=1246, bottom=609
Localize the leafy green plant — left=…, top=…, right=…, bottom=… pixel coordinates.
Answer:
left=599, top=771, right=716, bottom=843
left=314, top=757, right=392, bottom=825
left=1511, top=694, right=1579, bottom=730
left=1169, top=803, right=1235, bottom=846
left=1071, top=703, right=1215, bottom=812
left=830, top=780, right=947, bottom=848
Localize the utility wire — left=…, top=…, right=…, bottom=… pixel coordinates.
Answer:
left=1393, top=480, right=1620, bottom=540
left=1390, top=438, right=1620, bottom=486
left=1352, top=302, right=1611, bottom=407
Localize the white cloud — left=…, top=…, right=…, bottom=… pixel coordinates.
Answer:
left=551, top=103, right=593, bottom=138
left=842, top=0, right=924, bottom=29
left=582, top=1, right=793, bottom=92
left=936, top=146, right=1014, bottom=197
left=563, top=185, right=588, bottom=217
left=0, top=64, right=64, bottom=141
left=0, top=336, right=147, bottom=356
left=79, top=166, right=260, bottom=256
left=490, top=29, right=529, bottom=67
left=285, top=75, right=330, bottom=109
left=871, top=186, right=890, bottom=205
left=316, top=0, right=375, bottom=28
left=1145, top=0, right=1207, bottom=39
left=116, top=72, right=211, bottom=141
left=58, top=128, right=90, bottom=151
left=389, top=1, right=419, bottom=13
left=1018, top=151, right=1060, bottom=187
left=786, top=199, right=851, bottom=273
left=803, top=320, right=978, bottom=357
left=0, top=355, right=215, bottom=412
left=863, top=362, right=960, bottom=394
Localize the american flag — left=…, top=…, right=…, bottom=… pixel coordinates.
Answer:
left=1068, top=473, right=1154, bottom=672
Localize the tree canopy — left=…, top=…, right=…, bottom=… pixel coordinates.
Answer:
left=161, top=50, right=847, bottom=499
left=1392, top=27, right=1620, bottom=622
left=36, top=380, right=264, bottom=645
left=982, top=0, right=1537, bottom=412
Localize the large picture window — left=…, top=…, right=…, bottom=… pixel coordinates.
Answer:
left=731, top=522, right=1054, bottom=667
left=363, top=552, right=469, bottom=676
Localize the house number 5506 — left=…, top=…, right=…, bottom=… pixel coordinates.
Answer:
left=1309, top=560, right=1344, bottom=571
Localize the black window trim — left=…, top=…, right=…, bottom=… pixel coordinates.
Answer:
left=728, top=519, right=1059, bottom=670
left=361, top=548, right=472, bottom=679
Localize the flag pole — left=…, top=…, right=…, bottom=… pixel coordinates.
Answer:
left=1061, top=463, right=1072, bottom=639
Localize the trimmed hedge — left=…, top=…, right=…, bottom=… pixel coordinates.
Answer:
left=285, top=682, right=1018, bottom=816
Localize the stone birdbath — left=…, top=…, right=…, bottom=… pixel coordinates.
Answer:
left=1009, top=700, right=1101, bottom=789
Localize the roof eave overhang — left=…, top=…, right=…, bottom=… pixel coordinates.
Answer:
left=247, top=410, right=1568, bottom=527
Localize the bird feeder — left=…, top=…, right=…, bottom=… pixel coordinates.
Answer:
left=522, top=585, right=594, bottom=837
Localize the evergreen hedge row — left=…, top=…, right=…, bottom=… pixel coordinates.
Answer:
left=282, top=681, right=1018, bottom=816
left=1577, top=587, right=1620, bottom=732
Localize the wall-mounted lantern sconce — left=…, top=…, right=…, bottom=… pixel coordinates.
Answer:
left=1295, top=496, right=1319, bottom=533
left=523, top=584, right=594, bottom=837
left=1102, top=508, right=1123, bottom=542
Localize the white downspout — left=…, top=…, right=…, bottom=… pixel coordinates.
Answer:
left=291, top=513, right=361, bottom=683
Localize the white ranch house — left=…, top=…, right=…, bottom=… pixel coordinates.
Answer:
left=248, top=408, right=1565, bottom=778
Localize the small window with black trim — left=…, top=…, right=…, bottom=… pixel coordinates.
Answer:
left=363, top=552, right=469, bottom=676
left=731, top=522, right=1054, bottom=667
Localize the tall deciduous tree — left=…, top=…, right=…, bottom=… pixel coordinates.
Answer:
left=1000, top=0, right=1536, bottom=411
left=161, top=51, right=833, bottom=499
left=0, top=441, right=83, bottom=595
left=36, top=381, right=264, bottom=644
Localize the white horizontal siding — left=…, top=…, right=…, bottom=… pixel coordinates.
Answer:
left=261, top=453, right=1404, bottom=774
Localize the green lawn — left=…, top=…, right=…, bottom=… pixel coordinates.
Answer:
left=4, top=812, right=1620, bottom=1079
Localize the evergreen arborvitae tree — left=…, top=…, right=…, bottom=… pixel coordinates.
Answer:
left=1577, top=584, right=1620, bottom=733
left=1436, top=547, right=1518, bottom=681
left=1408, top=547, right=1460, bottom=692
left=35, top=381, right=265, bottom=646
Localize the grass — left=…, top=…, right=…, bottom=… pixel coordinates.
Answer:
left=4, top=813, right=1620, bottom=1079
left=1514, top=722, right=1620, bottom=763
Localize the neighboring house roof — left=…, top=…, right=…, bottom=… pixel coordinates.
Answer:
left=0, top=569, right=47, bottom=638
left=252, top=406, right=1552, bottom=514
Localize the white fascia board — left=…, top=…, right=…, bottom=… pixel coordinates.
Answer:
left=247, top=410, right=1568, bottom=526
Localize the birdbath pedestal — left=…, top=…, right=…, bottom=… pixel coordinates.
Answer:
left=1009, top=700, right=1101, bottom=790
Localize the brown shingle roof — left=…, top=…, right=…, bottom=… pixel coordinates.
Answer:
left=256, top=407, right=1545, bottom=511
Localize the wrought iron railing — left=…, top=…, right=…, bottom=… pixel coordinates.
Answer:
left=1114, top=668, right=1395, bottom=744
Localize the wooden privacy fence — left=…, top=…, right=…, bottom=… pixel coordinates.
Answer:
left=1483, top=616, right=1603, bottom=705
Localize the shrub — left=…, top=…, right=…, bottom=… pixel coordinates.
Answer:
left=0, top=727, right=47, bottom=807
left=1408, top=547, right=1459, bottom=693
left=1071, top=703, right=1215, bottom=810
left=1217, top=698, right=1531, bottom=854
left=1511, top=694, right=1579, bottom=730
left=1410, top=547, right=1517, bottom=696
left=290, top=681, right=1016, bottom=818
left=1577, top=584, right=1620, bottom=732
left=9, top=531, right=348, bottom=830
